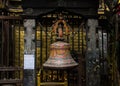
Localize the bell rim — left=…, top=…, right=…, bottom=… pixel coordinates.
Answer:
left=43, top=63, right=79, bottom=70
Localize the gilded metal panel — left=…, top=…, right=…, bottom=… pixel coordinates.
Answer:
left=14, top=25, right=24, bottom=80
left=0, top=18, right=24, bottom=86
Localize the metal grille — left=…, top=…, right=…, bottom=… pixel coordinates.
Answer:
left=97, top=20, right=112, bottom=86
left=0, top=13, right=24, bottom=86
left=35, top=10, right=86, bottom=86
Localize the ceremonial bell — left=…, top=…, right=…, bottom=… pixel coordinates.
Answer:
left=43, top=19, right=78, bottom=69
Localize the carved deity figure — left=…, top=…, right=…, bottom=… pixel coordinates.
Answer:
left=51, top=17, right=69, bottom=37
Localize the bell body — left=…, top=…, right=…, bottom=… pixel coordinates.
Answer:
left=43, top=41, right=78, bottom=69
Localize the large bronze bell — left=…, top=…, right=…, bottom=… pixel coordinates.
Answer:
left=43, top=18, right=78, bottom=69
left=43, top=40, right=78, bottom=69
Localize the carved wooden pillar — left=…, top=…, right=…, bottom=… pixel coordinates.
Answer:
left=23, top=19, right=35, bottom=86
left=86, top=19, right=100, bottom=86
left=24, top=19, right=35, bottom=54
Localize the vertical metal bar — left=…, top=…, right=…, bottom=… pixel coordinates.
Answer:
left=85, top=20, right=89, bottom=86
left=66, top=14, right=69, bottom=43
left=7, top=19, right=10, bottom=79
left=1, top=13, right=4, bottom=79
left=67, top=70, right=69, bottom=86
left=1, top=12, right=4, bottom=68
left=51, top=14, right=53, bottom=81
left=9, top=19, right=11, bottom=67
left=73, top=15, right=76, bottom=86
left=72, top=15, right=74, bottom=51
left=101, top=27, right=104, bottom=75
left=81, top=24, right=84, bottom=55
left=20, top=20, right=23, bottom=86
left=1, top=12, right=4, bottom=79
left=2, top=21, right=4, bottom=79
left=7, top=20, right=9, bottom=67
left=51, top=14, right=53, bottom=44
left=57, top=70, right=59, bottom=81
left=114, top=14, right=119, bottom=86
left=6, top=19, right=9, bottom=79
left=13, top=20, right=16, bottom=79
left=107, top=30, right=109, bottom=55
left=96, top=27, right=98, bottom=49
left=3, top=20, right=9, bottom=79
left=73, top=64, right=75, bottom=84
left=45, top=16, right=48, bottom=61
left=45, top=15, right=48, bottom=82
left=35, top=20, right=37, bottom=86
left=11, top=20, right=13, bottom=66
left=19, top=20, right=21, bottom=79
left=40, top=21, right=43, bottom=81
left=56, top=13, right=59, bottom=82
left=112, top=21, right=116, bottom=86
left=62, top=70, right=65, bottom=82
left=0, top=22, right=1, bottom=68
left=78, top=17, right=80, bottom=52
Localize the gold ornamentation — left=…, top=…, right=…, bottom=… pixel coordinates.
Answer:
left=51, top=16, right=69, bottom=36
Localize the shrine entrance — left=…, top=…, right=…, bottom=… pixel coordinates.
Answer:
left=34, top=9, right=86, bottom=86
left=0, top=7, right=114, bottom=86
left=1, top=0, right=120, bottom=85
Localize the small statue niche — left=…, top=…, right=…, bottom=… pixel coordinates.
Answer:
left=51, top=17, right=70, bottom=39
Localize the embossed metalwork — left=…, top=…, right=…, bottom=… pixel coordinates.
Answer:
left=43, top=41, right=78, bottom=69
left=0, top=16, right=24, bottom=86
